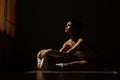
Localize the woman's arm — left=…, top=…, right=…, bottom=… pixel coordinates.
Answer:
left=37, top=40, right=71, bottom=59
left=66, top=38, right=83, bottom=54
left=47, top=38, right=84, bottom=58
left=45, top=39, right=72, bottom=58
left=37, top=49, right=52, bottom=59
left=46, top=49, right=72, bottom=58
left=59, top=40, right=70, bottom=52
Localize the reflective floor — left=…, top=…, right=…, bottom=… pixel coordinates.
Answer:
left=0, top=70, right=119, bottom=80
left=24, top=70, right=120, bottom=80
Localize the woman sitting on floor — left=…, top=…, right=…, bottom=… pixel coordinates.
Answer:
left=37, top=19, right=101, bottom=70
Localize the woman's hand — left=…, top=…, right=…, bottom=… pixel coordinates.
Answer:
left=37, top=49, right=52, bottom=59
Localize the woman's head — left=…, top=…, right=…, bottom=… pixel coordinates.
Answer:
left=65, top=21, right=72, bottom=33
left=65, top=18, right=83, bottom=38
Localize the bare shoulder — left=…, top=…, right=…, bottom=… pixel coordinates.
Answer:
left=77, top=38, right=84, bottom=43
left=65, top=39, right=71, bottom=43
left=78, top=38, right=83, bottom=41
left=61, top=39, right=71, bottom=46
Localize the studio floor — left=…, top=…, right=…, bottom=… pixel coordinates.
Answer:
left=0, top=70, right=120, bottom=80
left=24, top=70, right=120, bottom=80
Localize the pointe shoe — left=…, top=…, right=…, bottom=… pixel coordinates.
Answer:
left=37, top=58, right=45, bottom=70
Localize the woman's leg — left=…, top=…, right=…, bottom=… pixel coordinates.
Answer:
left=38, top=53, right=101, bottom=70
left=41, top=55, right=87, bottom=70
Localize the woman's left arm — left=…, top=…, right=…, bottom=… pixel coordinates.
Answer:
left=66, top=38, right=84, bottom=54
left=45, top=38, right=84, bottom=58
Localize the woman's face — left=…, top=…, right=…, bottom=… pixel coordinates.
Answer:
left=65, top=21, right=72, bottom=33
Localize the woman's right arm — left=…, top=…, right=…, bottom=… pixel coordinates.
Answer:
left=59, top=40, right=70, bottom=52
left=45, top=39, right=72, bottom=58
left=37, top=39, right=71, bottom=59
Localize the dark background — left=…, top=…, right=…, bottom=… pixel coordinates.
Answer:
left=0, top=0, right=120, bottom=72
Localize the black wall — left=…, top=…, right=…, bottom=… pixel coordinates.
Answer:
left=0, top=0, right=119, bottom=71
